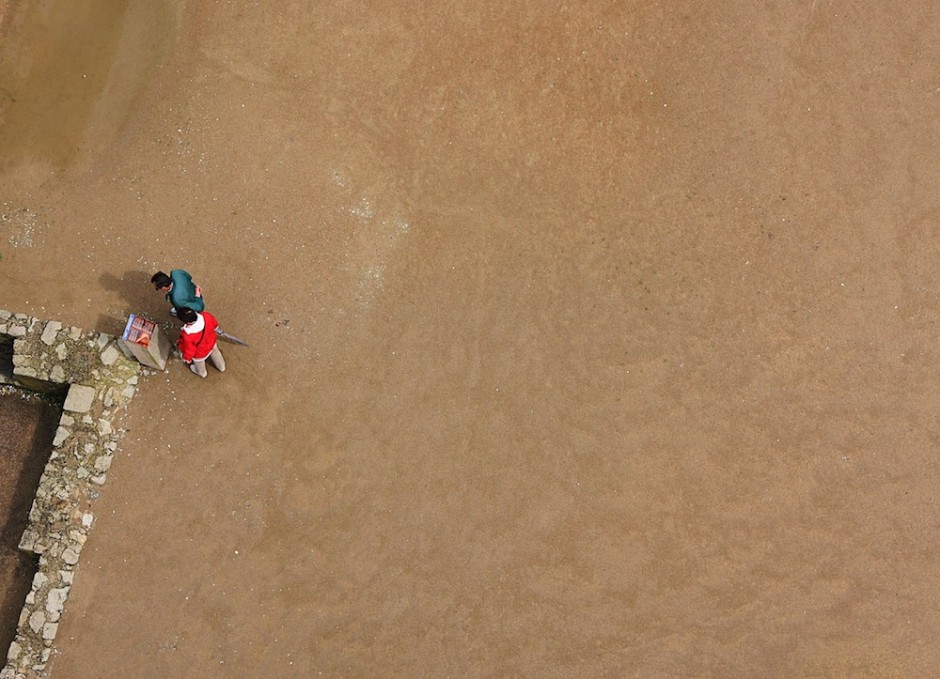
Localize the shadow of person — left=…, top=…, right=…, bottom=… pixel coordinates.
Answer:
left=99, top=270, right=169, bottom=318
left=95, top=313, right=127, bottom=337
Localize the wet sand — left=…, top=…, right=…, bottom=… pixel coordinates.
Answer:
left=1, top=1, right=940, bottom=676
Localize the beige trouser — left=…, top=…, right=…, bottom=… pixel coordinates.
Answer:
left=189, top=345, right=226, bottom=377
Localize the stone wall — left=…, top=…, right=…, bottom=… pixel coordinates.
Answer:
left=0, top=310, right=141, bottom=679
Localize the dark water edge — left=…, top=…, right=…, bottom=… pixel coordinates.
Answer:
left=0, top=387, right=61, bottom=655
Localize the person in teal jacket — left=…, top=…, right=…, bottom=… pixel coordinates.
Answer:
left=151, top=269, right=205, bottom=314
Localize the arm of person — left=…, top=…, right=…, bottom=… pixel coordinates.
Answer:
left=177, top=333, right=197, bottom=363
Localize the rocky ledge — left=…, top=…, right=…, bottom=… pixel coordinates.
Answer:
left=0, top=309, right=141, bottom=679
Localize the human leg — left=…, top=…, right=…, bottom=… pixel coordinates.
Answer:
left=208, top=345, right=226, bottom=372
left=189, top=359, right=207, bottom=377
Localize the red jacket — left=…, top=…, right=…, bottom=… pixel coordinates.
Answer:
left=177, top=311, right=219, bottom=362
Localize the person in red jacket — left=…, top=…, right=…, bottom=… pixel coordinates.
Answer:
left=177, top=307, right=226, bottom=378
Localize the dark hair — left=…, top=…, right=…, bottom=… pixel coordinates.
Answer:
left=177, top=307, right=198, bottom=324
left=151, top=271, right=172, bottom=289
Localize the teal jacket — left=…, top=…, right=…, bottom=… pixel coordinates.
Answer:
left=168, top=269, right=205, bottom=312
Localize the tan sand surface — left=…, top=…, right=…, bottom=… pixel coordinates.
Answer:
left=2, top=1, right=940, bottom=676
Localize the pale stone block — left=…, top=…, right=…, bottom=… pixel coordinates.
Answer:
left=62, top=547, right=81, bottom=565
left=41, top=321, right=62, bottom=345
left=100, top=344, right=121, bottom=366
left=46, top=587, right=68, bottom=615
left=19, top=530, right=38, bottom=552
left=52, top=427, right=69, bottom=447
left=63, top=384, right=96, bottom=413
left=28, top=610, right=46, bottom=634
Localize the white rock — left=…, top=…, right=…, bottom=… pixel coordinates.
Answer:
left=63, top=385, right=96, bottom=413
left=46, top=587, right=69, bottom=614
left=41, top=321, right=62, bottom=345
left=100, top=344, right=121, bottom=366
left=29, top=610, right=46, bottom=633
left=52, top=427, right=69, bottom=447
